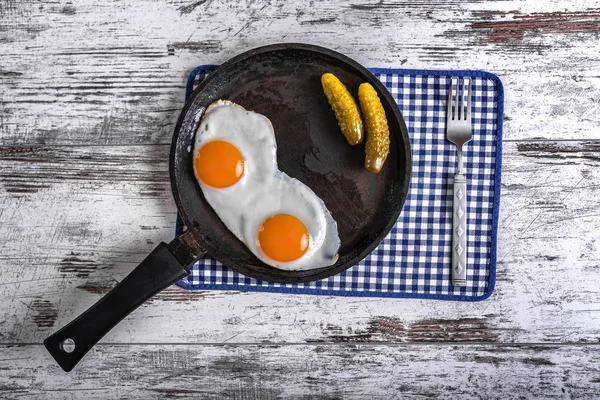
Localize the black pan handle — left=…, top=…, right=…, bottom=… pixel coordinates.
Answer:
left=44, top=230, right=205, bottom=372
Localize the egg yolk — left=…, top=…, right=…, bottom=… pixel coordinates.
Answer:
left=258, top=214, right=310, bottom=262
left=195, top=140, right=244, bottom=188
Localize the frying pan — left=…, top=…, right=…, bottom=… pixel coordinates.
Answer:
left=44, top=43, right=412, bottom=372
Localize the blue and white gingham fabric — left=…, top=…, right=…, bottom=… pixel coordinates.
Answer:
left=177, top=66, right=503, bottom=301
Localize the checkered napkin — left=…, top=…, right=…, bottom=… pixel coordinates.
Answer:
left=177, top=66, right=503, bottom=301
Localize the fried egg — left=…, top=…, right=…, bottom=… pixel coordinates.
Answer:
left=192, top=100, right=340, bottom=271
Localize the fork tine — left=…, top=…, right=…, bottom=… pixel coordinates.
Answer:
left=456, top=78, right=465, bottom=121
left=465, top=77, right=472, bottom=121
left=447, top=77, right=457, bottom=121
left=453, top=77, right=459, bottom=120
left=447, top=78, right=453, bottom=121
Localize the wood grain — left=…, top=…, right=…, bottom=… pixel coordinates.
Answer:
left=1, top=0, right=599, bottom=145
left=2, top=344, right=600, bottom=399
left=2, top=0, right=600, bottom=395
left=1, top=141, right=598, bottom=345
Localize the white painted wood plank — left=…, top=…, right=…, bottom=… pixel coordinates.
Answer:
left=1, top=0, right=600, bottom=145
left=1, top=141, right=599, bottom=344
left=1, top=0, right=599, bottom=391
left=1, top=344, right=600, bottom=399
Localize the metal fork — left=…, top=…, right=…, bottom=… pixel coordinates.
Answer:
left=446, top=77, right=472, bottom=287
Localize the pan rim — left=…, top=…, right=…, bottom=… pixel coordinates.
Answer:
left=169, top=42, right=412, bottom=284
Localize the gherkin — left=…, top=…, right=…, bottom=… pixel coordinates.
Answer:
left=321, top=73, right=364, bottom=146
left=358, top=83, right=390, bottom=174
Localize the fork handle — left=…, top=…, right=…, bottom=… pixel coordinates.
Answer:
left=452, top=173, right=467, bottom=287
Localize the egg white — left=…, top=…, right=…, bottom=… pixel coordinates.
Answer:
left=193, top=100, right=340, bottom=271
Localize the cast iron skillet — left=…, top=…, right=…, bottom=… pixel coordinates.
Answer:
left=44, top=43, right=412, bottom=372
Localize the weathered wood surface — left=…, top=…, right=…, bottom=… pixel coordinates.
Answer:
left=1, top=142, right=599, bottom=347
left=2, top=344, right=600, bottom=399
left=1, top=0, right=600, bottom=397
left=1, top=0, right=600, bottom=145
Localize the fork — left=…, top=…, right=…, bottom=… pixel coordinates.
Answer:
left=446, top=77, right=472, bottom=287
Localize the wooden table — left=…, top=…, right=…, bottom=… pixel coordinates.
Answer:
left=1, top=0, right=599, bottom=398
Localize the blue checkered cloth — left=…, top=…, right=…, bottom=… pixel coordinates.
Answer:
left=177, top=66, right=503, bottom=301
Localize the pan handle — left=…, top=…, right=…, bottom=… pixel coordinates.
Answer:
left=43, top=230, right=205, bottom=372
